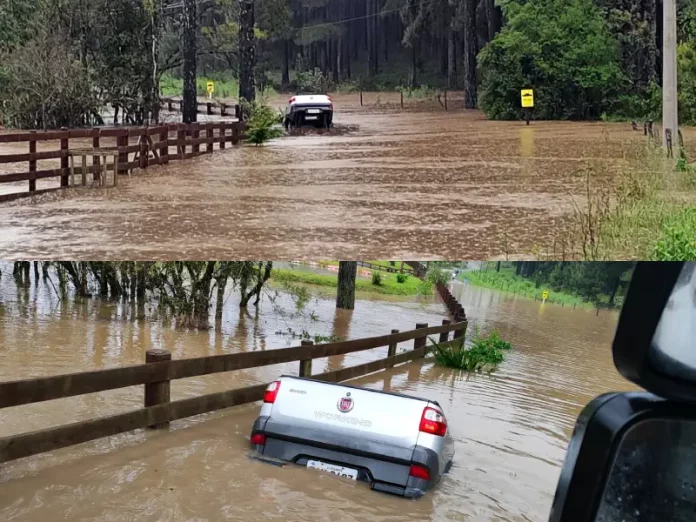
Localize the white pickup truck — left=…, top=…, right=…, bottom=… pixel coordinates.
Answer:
left=283, top=95, right=334, bottom=130
left=249, top=376, right=455, bottom=498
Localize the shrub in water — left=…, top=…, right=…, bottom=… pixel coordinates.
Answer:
left=243, top=100, right=284, bottom=146
left=371, top=272, right=383, bottom=286
left=396, top=273, right=408, bottom=283
left=430, top=328, right=512, bottom=372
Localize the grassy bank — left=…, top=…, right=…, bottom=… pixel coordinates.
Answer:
left=271, top=268, right=430, bottom=296
left=571, top=143, right=696, bottom=260
left=459, top=269, right=611, bottom=308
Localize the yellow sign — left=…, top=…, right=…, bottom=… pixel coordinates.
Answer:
left=206, top=81, right=215, bottom=94
left=521, top=89, right=534, bottom=108
left=542, top=290, right=549, bottom=301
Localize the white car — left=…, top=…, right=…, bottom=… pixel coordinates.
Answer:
left=284, top=94, right=333, bottom=129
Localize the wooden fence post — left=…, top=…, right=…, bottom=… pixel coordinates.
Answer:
left=144, top=349, right=171, bottom=429
left=220, top=126, right=226, bottom=149
left=139, top=132, right=147, bottom=170
left=231, top=123, right=240, bottom=145
left=117, top=129, right=129, bottom=175
left=161, top=127, right=169, bottom=165
left=28, top=131, right=36, bottom=192
left=453, top=315, right=465, bottom=339
left=444, top=90, right=448, bottom=111
left=400, top=90, right=404, bottom=109
left=234, top=104, right=241, bottom=120
left=439, top=319, right=451, bottom=343
left=192, top=125, right=200, bottom=156
left=414, top=323, right=428, bottom=355
left=178, top=124, right=186, bottom=160
left=92, top=128, right=101, bottom=185
left=206, top=123, right=213, bottom=153
left=60, top=128, right=69, bottom=187
left=221, top=103, right=228, bottom=117
left=360, top=90, right=363, bottom=106
left=387, top=329, right=399, bottom=363
left=299, top=340, right=313, bottom=377
left=207, top=102, right=213, bottom=115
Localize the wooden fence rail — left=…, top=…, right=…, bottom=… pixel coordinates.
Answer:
left=0, top=320, right=467, bottom=464
left=159, top=97, right=242, bottom=119
left=0, top=121, right=246, bottom=203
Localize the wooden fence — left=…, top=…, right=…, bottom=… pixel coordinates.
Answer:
left=160, top=97, right=241, bottom=119
left=0, top=320, right=467, bottom=465
left=357, top=261, right=417, bottom=275
left=0, top=121, right=245, bottom=203
left=437, top=282, right=467, bottom=323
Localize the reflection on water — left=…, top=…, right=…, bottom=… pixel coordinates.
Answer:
left=0, top=277, right=633, bottom=521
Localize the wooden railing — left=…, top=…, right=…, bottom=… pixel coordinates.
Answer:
left=160, top=97, right=241, bottom=119
left=437, top=282, right=467, bottom=323
left=357, top=261, right=417, bottom=275
left=0, top=320, right=467, bottom=465
left=0, top=121, right=246, bottom=203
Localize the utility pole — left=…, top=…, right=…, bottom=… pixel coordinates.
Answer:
left=663, top=0, right=678, bottom=149
left=182, top=0, right=197, bottom=124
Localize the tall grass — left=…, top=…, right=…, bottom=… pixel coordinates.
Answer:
left=430, top=328, right=512, bottom=372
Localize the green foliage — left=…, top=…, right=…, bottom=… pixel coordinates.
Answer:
left=396, top=274, right=408, bottom=283
left=243, top=100, right=284, bottom=145
left=270, top=268, right=431, bottom=296
left=295, top=67, right=332, bottom=93
left=653, top=208, right=696, bottom=261
left=479, top=0, right=624, bottom=120
left=431, top=328, right=512, bottom=372
left=371, top=272, right=383, bottom=286
left=426, top=265, right=449, bottom=286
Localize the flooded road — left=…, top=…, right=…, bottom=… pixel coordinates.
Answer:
left=0, top=93, right=657, bottom=260
left=0, top=274, right=633, bottom=521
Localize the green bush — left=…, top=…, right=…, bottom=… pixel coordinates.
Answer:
left=243, top=100, right=284, bottom=146
left=426, top=265, right=449, bottom=286
left=295, top=67, right=331, bottom=93
left=430, top=328, right=512, bottom=372
left=653, top=208, right=696, bottom=260
left=371, top=272, right=383, bottom=286
left=396, top=274, right=408, bottom=284
left=478, top=0, right=624, bottom=120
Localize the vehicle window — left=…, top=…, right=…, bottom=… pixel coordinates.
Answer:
left=595, top=418, right=696, bottom=522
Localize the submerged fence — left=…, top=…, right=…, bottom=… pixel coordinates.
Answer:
left=0, top=320, right=467, bottom=465
left=0, top=121, right=246, bottom=202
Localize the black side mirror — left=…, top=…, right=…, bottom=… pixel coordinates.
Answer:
left=549, top=262, right=696, bottom=522
left=549, top=392, right=696, bottom=522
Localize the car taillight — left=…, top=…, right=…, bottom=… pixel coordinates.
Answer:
left=409, top=464, right=430, bottom=480
left=289, top=97, right=296, bottom=104
left=264, top=380, right=281, bottom=403
left=419, top=406, right=447, bottom=436
left=250, top=433, right=266, bottom=445
left=329, top=104, right=333, bottom=110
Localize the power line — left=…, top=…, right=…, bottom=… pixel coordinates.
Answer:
left=297, top=0, right=441, bottom=33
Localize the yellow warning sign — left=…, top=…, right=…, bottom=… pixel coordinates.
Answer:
left=206, top=81, right=215, bottom=94
left=542, top=290, right=549, bottom=301
left=521, top=89, right=534, bottom=108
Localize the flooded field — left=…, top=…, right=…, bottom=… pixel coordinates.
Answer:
left=0, top=93, right=664, bottom=260
left=0, top=273, right=633, bottom=521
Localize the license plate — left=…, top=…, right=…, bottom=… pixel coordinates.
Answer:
left=306, top=109, right=321, bottom=114
left=307, top=460, right=358, bottom=480
left=305, top=116, right=318, bottom=120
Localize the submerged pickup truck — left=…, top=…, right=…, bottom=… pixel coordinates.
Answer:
left=249, top=376, right=455, bottom=498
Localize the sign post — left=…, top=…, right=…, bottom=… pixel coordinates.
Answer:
left=521, top=89, right=534, bottom=125
left=542, top=290, right=549, bottom=303
left=206, top=81, right=215, bottom=100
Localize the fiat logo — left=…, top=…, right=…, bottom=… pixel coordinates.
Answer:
left=337, top=394, right=354, bottom=413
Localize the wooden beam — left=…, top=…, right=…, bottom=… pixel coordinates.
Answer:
left=0, top=322, right=466, bottom=409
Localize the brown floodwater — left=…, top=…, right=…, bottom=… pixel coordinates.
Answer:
left=0, top=271, right=633, bottom=521
left=0, top=93, right=674, bottom=260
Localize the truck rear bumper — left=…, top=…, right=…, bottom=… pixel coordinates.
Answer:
left=251, top=416, right=440, bottom=498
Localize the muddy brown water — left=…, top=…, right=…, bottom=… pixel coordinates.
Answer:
left=0, top=275, right=633, bottom=521
left=0, top=93, right=675, bottom=260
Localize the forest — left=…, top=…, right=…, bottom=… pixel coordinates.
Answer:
left=2, top=0, right=696, bottom=126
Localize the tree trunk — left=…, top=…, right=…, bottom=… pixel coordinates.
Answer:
left=496, top=261, right=501, bottom=272
left=366, top=0, right=373, bottom=77
left=464, top=0, right=477, bottom=108
left=238, top=0, right=256, bottom=103
left=487, top=0, right=502, bottom=41
left=182, top=0, right=197, bottom=124
left=409, top=43, right=417, bottom=88
left=447, top=27, right=455, bottom=88
left=282, top=40, right=290, bottom=87
left=336, top=262, right=357, bottom=310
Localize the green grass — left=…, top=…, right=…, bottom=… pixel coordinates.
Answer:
left=271, top=268, right=431, bottom=296
left=459, top=269, right=609, bottom=308
left=653, top=206, right=696, bottom=260
left=430, top=328, right=512, bottom=372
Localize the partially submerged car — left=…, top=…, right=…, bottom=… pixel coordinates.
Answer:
left=249, top=375, right=454, bottom=498
left=284, top=95, right=333, bottom=129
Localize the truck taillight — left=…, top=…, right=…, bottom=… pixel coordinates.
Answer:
left=419, top=406, right=447, bottom=436
left=251, top=433, right=266, bottom=445
left=289, top=97, right=296, bottom=104
left=264, top=380, right=281, bottom=403
left=409, top=464, right=430, bottom=480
